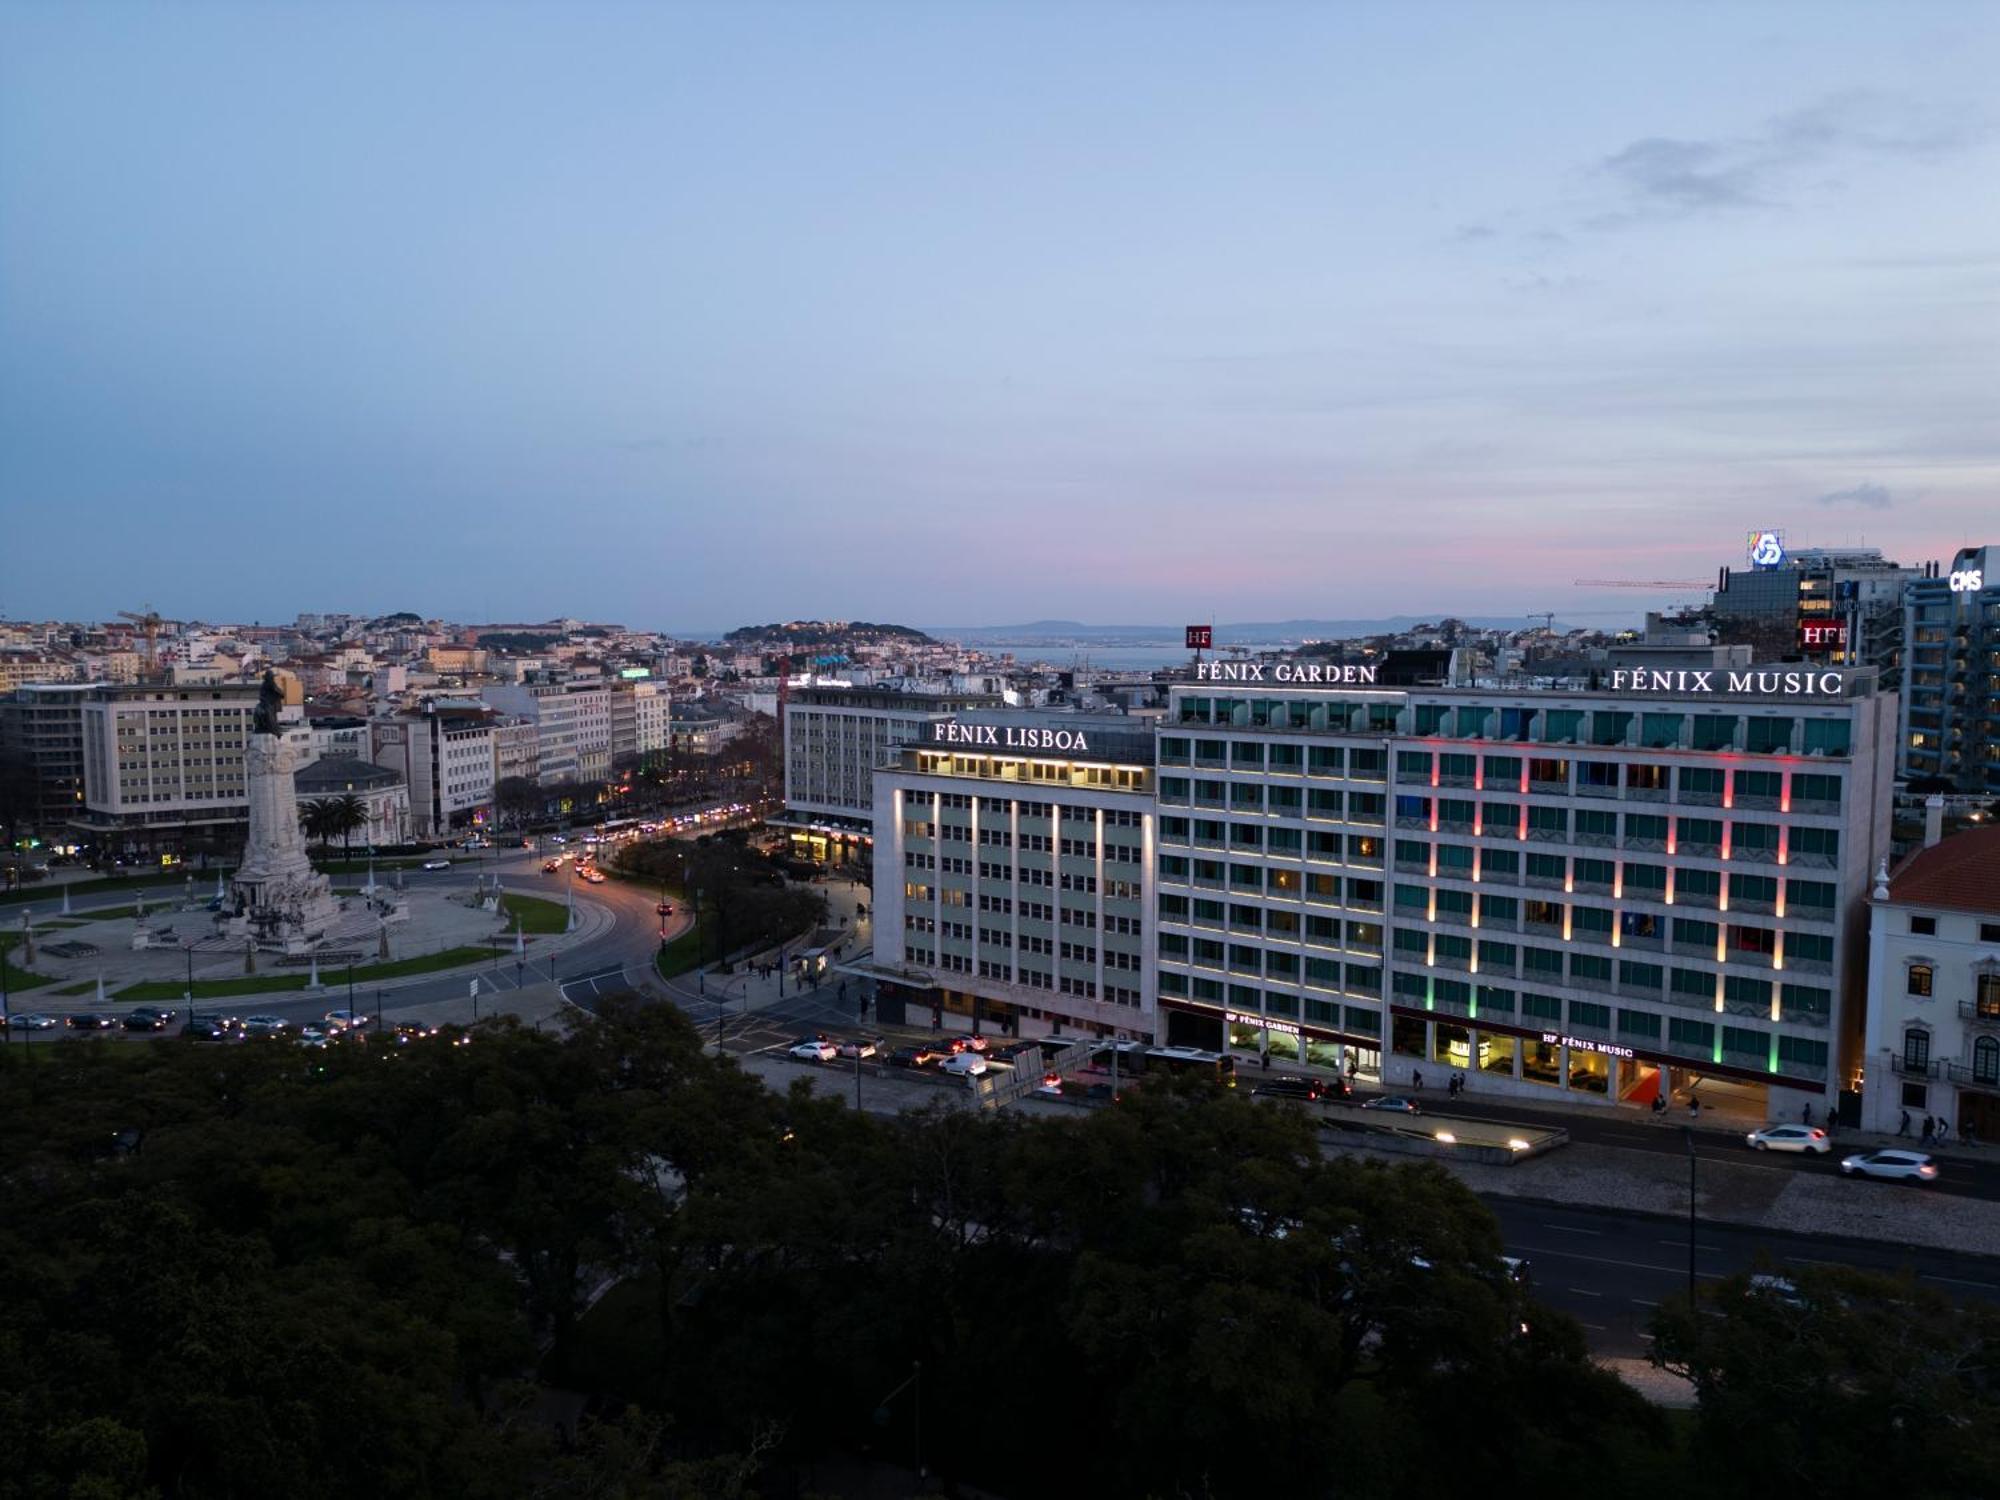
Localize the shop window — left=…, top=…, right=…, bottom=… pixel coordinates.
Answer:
left=1391, top=1015, right=1428, bottom=1058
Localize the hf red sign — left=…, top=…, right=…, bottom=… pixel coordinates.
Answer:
left=1185, top=625, right=1212, bottom=650
left=1798, top=619, right=1847, bottom=653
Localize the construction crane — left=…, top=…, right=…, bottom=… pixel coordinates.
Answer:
left=1574, top=579, right=1705, bottom=589
left=117, top=607, right=164, bottom=677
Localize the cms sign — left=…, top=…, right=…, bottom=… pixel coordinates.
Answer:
left=1950, top=568, right=1985, bottom=594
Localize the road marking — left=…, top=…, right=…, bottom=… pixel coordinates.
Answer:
left=1510, top=1245, right=1725, bottom=1279
left=1631, top=1298, right=1660, bottom=1307
left=1920, top=1273, right=2000, bottom=1291
left=1541, top=1224, right=1603, bottom=1235
left=1566, top=1287, right=1604, bottom=1297
left=1579, top=1322, right=1608, bottom=1331
left=1656, top=1239, right=1721, bottom=1252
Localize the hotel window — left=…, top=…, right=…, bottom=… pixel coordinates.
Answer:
left=1484, top=848, right=1520, bottom=880
left=1414, top=705, right=1448, bottom=735
left=1724, top=974, right=1771, bottom=1009
left=1673, top=917, right=1719, bottom=948
left=1722, top=1024, right=1766, bottom=1058
left=1677, top=817, right=1723, bottom=851
left=1521, top=991, right=1562, bottom=1022
left=1669, top=1016, right=1713, bottom=1050
left=1732, top=821, right=1779, bottom=854
left=1481, top=894, right=1518, bottom=923
left=1308, top=746, right=1345, bottom=776
left=1792, top=826, right=1839, bottom=862
left=1907, top=964, right=1934, bottom=997
left=1692, top=716, right=1738, bottom=752
left=1780, top=984, right=1831, bottom=1019
left=1436, top=842, right=1474, bottom=874
left=1625, top=863, right=1667, bottom=896
left=1746, top=717, right=1794, bottom=754
left=1801, top=720, right=1851, bottom=756
left=1571, top=953, right=1612, bottom=984
left=1787, top=879, right=1837, bottom=914
left=1344, top=966, right=1381, bottom=997
left=1398, top=751, right=1433, bottom=778
left=1483, top=754, right=1522, bottom=783
left=1617, top=1006, right=1661, bottom=1037
left=1543, top=711, right=1583, bottom=744
left=1728, top=924, right=1776, bottom=957
left=1269, top=743, right=1303, bottom=771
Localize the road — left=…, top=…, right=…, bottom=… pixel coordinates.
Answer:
left=1485, top=1195, right=2000, bottom=1359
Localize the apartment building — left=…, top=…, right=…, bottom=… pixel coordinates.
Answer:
left=1153, top=662, right=1895, bottom=1119
left=607, top=677, right=669, bottom=767
left=371, top=705, right=495, bottom=838
left=870, top=713, right=1156, bottom=1041
left=483, top=682, right=612, bottom=786
left=0, top=682, right=99, bottom=840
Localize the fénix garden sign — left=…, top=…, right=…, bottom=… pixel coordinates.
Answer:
left=1194, top=660, right=1380, bottom=685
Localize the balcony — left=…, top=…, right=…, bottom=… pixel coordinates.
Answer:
left=1958, top=1000, right=2000, bottom=1023
left=1680, top=841, right=1722, bottom=859
left=1946, top=1060, right=2000, bottom=1088
left=1626, top=786, right=1670, bottom=802
left=1437, top=773, right=1477, bottom=789
left=1733, top=794, right=1780, bottom=812
left=1528, top=778, right=1569, bottom=796
left=1889, top=1054, right=1940, bottom=1080
left=1577, top=782, right=1620, bottom=800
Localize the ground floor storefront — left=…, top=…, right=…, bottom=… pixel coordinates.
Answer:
left=1381, top=1005, right=1835, bottom=1119
left=774, top=814, right=872, bottom=869
left=1161, top=999, right=1382, bottom=1082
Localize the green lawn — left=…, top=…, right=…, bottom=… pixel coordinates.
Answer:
left=1, top=872, right=195, bottom=907
left=653, top=924, right=704, bottom=979
left=499, top=893, right=569, bottom=934
left=113, top=945, right=499, bottom=1002
left=0, top=933, right=56, bottom=992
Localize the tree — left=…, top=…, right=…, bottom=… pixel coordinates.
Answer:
left=325, top=792, right=366, bottom=862
left=493, top=776, right=541, bottom=830
left=1652, top=1264, right=2000, bottom=1496
left=298, top=796, right=337, bottom=855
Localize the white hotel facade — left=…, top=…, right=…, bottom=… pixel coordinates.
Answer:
left=869, top=713, right=1158, bottom=1041
left=1152, top=664, right=1896, bottom=1117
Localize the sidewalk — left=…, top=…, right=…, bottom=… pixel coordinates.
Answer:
left=664, top=874, right=873, bottom=1020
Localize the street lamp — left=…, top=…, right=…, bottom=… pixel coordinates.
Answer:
left=1683, top=1126, right=1699, bottom=1304
left=183, top=938, right=197, bottom=1027
left=346, top=960, right=356, bottom=1023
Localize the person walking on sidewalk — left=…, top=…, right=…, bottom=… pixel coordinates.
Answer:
left=1899, top=1109, right=1911, bottom=1137
left=1922, top=1115, right=1936, bottom=1144
left=1688, top=1095, right=1701, bottom=1120
left=1937, top=1118, right=1951, bottom=1146
left=1802, top=1103, right=1813, bottom=1126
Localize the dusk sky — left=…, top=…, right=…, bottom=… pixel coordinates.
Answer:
left=3, top=2, right=1995, bottom=633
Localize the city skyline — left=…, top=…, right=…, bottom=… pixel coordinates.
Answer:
left=3, top=2, right=1995, bottom=627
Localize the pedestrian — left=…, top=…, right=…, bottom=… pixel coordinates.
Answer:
left=1412, top=1070, right=1424, bottom=1091
left=1688, top=1095, right=1701, bottom=1120
left=1651, top=1092, right=1667, bottom=1117
left=1802, top=1103, right=1813, bottom=1126
left=1259, top=1048, right=1271, bottom=1072
left=1346, top=1057, right=1358, bottom=1082
left=838, top=980, right=847, bottom=1004
left=1899, top=1109, right=1911, bottom=1137
left=1937, top=1118, right=1951, bottom=1146
left=1922, top=1115, right=1935, bottom=1143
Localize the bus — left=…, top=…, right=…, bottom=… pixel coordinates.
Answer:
left=1146, top=1045, right=1238, bottom=1086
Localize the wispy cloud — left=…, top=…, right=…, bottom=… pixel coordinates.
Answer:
left=1591, top=90, right=1984, bottom=223
left=1816, top=481, right=1896, bottom=510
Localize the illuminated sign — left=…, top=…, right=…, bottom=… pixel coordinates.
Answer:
left=1950, top=568, right=1985, bottom=594
left=1186, top=625, right=1212, bottom=650
left=1541, top=1032, right=1635, bottom=1060
left=619, top=667, right=651, bottom=679
left=1195, top=660, right=1379, bottom=685
left=1747, top=530, right=1786, bottom=569
left=1228, top=1008, right=1301, bottom=1036
left=1798, top=620, right=1847, bottom=652
left=931, top=722, right=1090, bottom=753
left=1606, top=667, right=1845, bottom=697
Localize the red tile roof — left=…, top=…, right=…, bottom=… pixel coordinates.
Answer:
left=1886, top=826, right=2000, bottom=917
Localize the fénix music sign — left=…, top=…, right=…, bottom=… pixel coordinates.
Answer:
left=930, top=721, right=1091, bottom=753
left=1607, top=667, right=1847, bottom=697
left=1195, top=660, right=1380, bottom=685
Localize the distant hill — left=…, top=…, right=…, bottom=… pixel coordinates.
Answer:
left=934, top=616, right=1567, bottom=642
left=723, top=620, right=935, bottom=648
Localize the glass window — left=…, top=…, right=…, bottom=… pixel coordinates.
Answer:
left=1908, top=964, right=1934, bottom=997
left=1802, top=720, right=1851, bottom=756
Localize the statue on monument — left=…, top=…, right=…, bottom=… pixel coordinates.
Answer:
left=253, top=669, right=285, bottom=736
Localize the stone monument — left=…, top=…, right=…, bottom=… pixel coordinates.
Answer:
left=228, top=671, right=340, bottom=952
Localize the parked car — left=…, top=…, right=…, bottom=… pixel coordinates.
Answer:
left=241, top=1014, right=289, bottom=1035
left=9, top=1012, right=59, bottom=1030
left=1840, top=1149, right=1938, bottom=1182
left=65, top=1013, right=117, bottom=1031
left=1361, top=1095, right=1422, bottom=1114
left=420, top=858, right=451, bottom=871
left=122, top=1008, right=169, bottom=1031
left=1744, top=1123, right=1831, bottom=1155
left=942, top=1051, right=989, bottom=1078
left=788, top=1040, right=838, bottom=1063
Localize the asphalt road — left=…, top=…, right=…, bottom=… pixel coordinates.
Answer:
left=1486, top=1195, right=2000, bottom=1358
left=1385, top=1089, right=2000, bottom=1203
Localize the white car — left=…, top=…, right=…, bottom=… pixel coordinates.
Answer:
left=421, top=858, right=451, bottom=871
left=789, top=1040, right=837, bottom=1063
left=1745, top=1123, right=1831, bottom=1154
left=942, top=1051, right=989, bottom=1077
left=833, top=1038, right=878, bottom=1059
left=8, top=1012, right=58, bottom=1030
left=1362, top=1095, right=1422, bottom=1115
left=324, top=1009, right=365, bottom=1030
left=1840, top=1149, right=1939, bottom=1183
left=241, top=1014, right=289, bottom=1035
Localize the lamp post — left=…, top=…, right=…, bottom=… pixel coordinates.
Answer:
left=183, top=938, right=196, bottom=1027
left=1684, top=1126, right=1699, bottom=1304
left=346, top=960, right=355, bottom=1024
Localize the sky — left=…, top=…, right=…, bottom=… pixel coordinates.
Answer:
left=2, top=1, right=1996, bottom=634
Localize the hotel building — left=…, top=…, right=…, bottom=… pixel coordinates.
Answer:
left=868, top=712, right=1156, bottom=1041
left=71, top=682, right=262, bottom=858
left=781, top=686, right=999, bottom=866
left=1153, top=664, right=1895, bottom=1117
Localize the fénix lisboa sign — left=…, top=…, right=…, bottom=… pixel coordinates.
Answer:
left=930, top=722, right=1091, bottom=753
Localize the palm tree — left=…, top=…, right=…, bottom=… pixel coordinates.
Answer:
left=326, top=792, right=367, bottom=866
left=299, top=798, right=336, bottom=857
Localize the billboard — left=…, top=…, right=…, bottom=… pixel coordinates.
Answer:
left=1185, top=625, right=1212, bottom=650
left=1798, top=619, right=1847, bottom=653
left=1746, top=530, right=1786, bottom=570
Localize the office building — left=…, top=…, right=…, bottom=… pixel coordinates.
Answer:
left=0, top=682, right=103, bottom=842
left=869, top=712, right=1156, bottom=1041
left=780, top=685, right=1000, bottom=864
left=483, top=682, right=611, bottom=786
left=1154, top=661, right=1895, bottom=1118
left=1901, top=544, right=1999, bottom=795
left=72, top=682, right=262, bottom=858
left=370, top=705, right=495, bottom=838
left=1860, top=824, right=2000, bottom=1140
left=607, top=677, right=670, bottom=768
left=1713, top=544, right=1928, bottom=668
